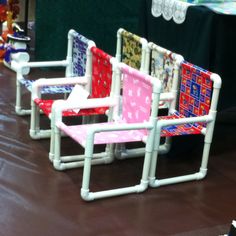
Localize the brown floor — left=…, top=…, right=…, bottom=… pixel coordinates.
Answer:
left=0, top=63, right=236, bottom=236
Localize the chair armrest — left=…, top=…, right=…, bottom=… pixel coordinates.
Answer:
left=158, top=115, right=214, bottom=128
left=159, top=92, right=175, bottom=101
left=54, top=97, right=117, bottom=112
left=52, top=97, right=118, bottom=121
left=31, top=76, right=88, bottom=99
left=12, top=60, right=68, bottom=72
left=87, top=122, right=154, bottom=134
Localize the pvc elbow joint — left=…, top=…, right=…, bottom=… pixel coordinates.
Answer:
left=136, top=180, right=149, bottom=193
left=197, top=168, right=208, bottom=180
left=53, top=159, right=66, bottom=171
left=81, top=189, right=94, bottom=201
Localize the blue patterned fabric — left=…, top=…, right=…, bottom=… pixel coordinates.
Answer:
left=19, top=78, right=74, bottom=94
left=72, top=32, right=89, bottom=77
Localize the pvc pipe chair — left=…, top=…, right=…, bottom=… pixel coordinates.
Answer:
left=116, top=28, right=149, bottom=74
left=30, top=46, right=114, bottom=169
left=53, top=62, right=162, bottom=201
left=11, top=29, right=90, bottom=116
left=115, top=42, right=184, bottom=159
left=149, top=60, right=222, bottom=188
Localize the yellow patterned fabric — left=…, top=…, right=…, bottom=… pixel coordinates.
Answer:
left=121, top=31, right=142, bottom=70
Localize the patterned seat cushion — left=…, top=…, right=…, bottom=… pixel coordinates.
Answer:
left=159, top=111, right=204, bottom=137
left=57, top=121, right=147, bottom=148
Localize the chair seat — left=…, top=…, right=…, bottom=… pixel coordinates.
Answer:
left=20, top=78, right=74, bottom=94
left=34, top=98, right=108, bottom=117
left=57, top=121, right=147, bottom=148
left=159, top=112, right=204, bottom=137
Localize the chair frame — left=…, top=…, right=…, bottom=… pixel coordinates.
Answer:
left=29, top=40, right=95, bottom=140
left=149, top=63, right=222, bottom=187
left=52, top=62, right=162, bottom=200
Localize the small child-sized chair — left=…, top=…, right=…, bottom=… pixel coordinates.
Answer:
left=115, top=42, right=184, bottom=159
left=52, top=63, right=162, bottom=201
left=30, top=46, right=114, bottom=164
left=12, top=29, right=90, bottom=115
left=149, top=60, right=222, bottom=187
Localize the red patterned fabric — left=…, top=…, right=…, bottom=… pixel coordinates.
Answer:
left=34, top=98, right=107, bottom=117
left=179, top=61, right=212, bottom=117
left=159, top=61, right=213, bottom=137
left=90, top=47, right=112, bottom=99
left=159, top=112, right=203, bottom=137
left=34, top=47, right=112, bottom=118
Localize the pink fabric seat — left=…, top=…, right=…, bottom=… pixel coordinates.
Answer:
left=57, top=121, right=147, bottom=148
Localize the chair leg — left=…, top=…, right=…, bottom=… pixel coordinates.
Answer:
left=81, top=135, right=150, bottom=201
left=198, top=122, right=215, bottom=179
left=53, top=125, right=63, bottom=170
left=29, top=99, right=39, bottom=139
left=149, top=125, right=214, bottom=188
left=29, top=100, right=51, bottom=139
left=148, top=126, right=162, bottom=187
left=15, top=80, right=31, bottom=115
left=49, top=126, right=55, bottom=162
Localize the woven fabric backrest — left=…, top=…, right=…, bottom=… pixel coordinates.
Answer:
left=121, top=64, right=152, bottom=124
left=179, top=61, right=213, bottom=117
left=90, top=47, right=112, bottom=98
left=121, top=30, right=142, bottom=70
left=72, top=32, right=89, bottom=76
left=150, top=47, right=176, bottom=93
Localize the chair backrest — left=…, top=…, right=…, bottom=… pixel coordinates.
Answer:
left=66, top=30, right=90, bottom=77
left=178, top=61, right=213, bottom=118
left=116, top=28, right=148, bottom=73
left=149, top=42, right=177, bottom=93
left=90, top=47, right=113, bottom=99
left=120, top=64, right=154, bottom=125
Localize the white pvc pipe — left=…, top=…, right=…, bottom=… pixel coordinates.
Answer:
left=81, top=181, right=148, bottom=201
left=149, top=172, right=206, bottom=188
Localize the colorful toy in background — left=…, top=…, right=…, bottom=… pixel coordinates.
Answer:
left=0, top=0, right=31, bottom=69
